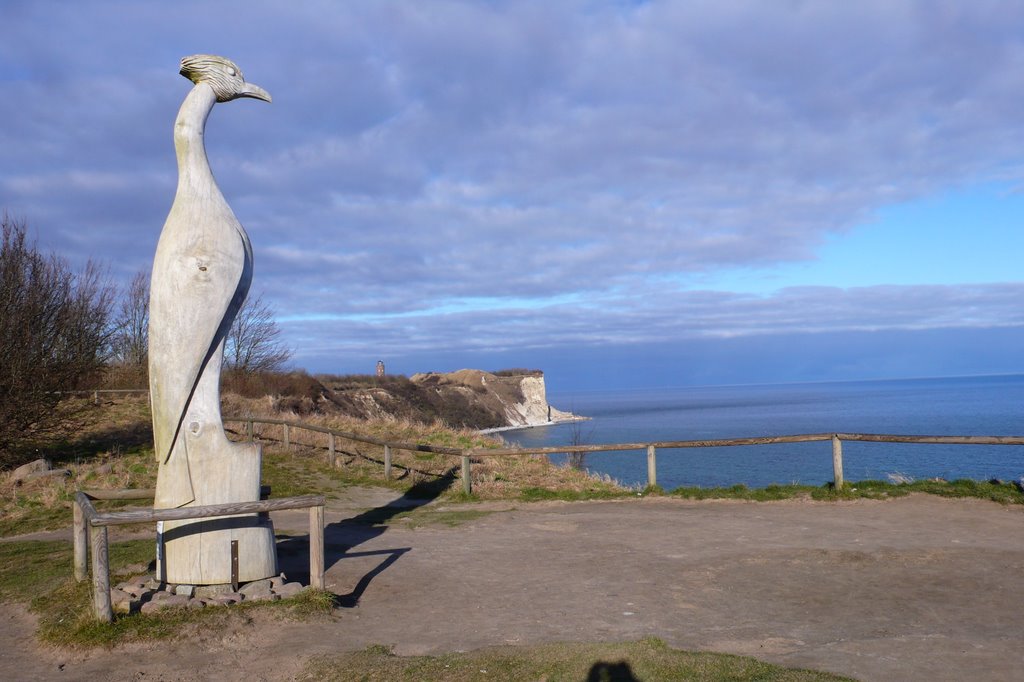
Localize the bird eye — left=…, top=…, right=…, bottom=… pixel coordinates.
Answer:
left=227, top=67, right=237, bottom=77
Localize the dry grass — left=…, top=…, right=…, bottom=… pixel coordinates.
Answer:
left=222, top=393, right=627, bottom=500
left=0, top=393, right=627, bottom=536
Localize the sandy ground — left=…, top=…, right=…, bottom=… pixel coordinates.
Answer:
left=3, top=490, right=1024, bottom=681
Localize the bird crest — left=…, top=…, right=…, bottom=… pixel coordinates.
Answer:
left=179, top=54, right=271, bottom=103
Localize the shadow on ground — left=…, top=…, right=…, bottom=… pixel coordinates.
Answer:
left=276, top=467, right=458, bottom=607
left=587, top=661, right=639, bottom=681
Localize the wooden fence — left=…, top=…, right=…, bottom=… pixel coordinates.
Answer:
left=73, top=488, right=325, bottom=621
left=60, top=388, right=149, bottom=405
left=223, top=416, right=1024, bottom=495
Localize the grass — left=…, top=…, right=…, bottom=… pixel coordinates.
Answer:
left=0, top=537, right=336, bottom=648
left=297, top=638, right=852, bottom=681
left=669, top=479, right=1024, bottom=504
left=519, top=486, right=638, bottom=502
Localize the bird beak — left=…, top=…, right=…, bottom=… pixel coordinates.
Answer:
left=238, top=82, right=272, bottom=103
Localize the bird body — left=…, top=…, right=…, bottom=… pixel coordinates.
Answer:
left=148, top=56, right=276, bottom=584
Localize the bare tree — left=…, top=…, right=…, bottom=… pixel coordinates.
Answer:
left=224, top=293, right=291, bottom=374
left=110, top=270, right=149, bottom=368
left=0, top=215, right=113, bottom=465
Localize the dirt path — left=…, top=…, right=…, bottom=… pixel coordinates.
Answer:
left=4, top=492, right=1024, bottom=681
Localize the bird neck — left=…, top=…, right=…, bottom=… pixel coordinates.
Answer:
left=173, top=83, right=219, bottom=196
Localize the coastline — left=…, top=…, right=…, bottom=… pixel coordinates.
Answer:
left=478, top=415, right=590, bottom=435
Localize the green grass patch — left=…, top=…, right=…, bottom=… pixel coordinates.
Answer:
left=670, top=479, right=1024, bottom=504
left=519, top=486, right=635, bottom=502
left=1, top=538, right=337, bottom=648
left=297, top=637, right=852, bottom=681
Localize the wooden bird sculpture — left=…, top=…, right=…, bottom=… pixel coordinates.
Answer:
left=148, top=55, right=276, bottom=584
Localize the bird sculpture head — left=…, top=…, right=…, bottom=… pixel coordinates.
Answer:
left=179, top=54, right=272, bottom=103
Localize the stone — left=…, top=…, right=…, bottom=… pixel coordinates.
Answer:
left=245, top=592, right=281, bottom=602
left=210, top=594, right=242, bottom=606
left=195, top=583, right=235, bottom=599
left=140, top=595, right=189, bottom=614
left=25, top=469, right=71, bottom=482
left=11, top=458, right=50, bottom=482
left=186, top=598, right=206, bottom=609
left=110, top=589, right=136, bottom=614
left=145, top=578, right=166, bottom=591
left=174, top=584, right=196, bottom=597
left=121, top=565, right=149, bottom=576
left=239, top=578, right=273, bottom=598
left=273, top=582, right=305, bottom=599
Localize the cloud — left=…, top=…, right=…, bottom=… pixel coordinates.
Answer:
left=2, top=1, right=1023, bottom=377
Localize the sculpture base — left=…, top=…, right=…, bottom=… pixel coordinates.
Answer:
left=154, top=438, right=277, bottom=585
left=157, top=515, right=277, bottom=585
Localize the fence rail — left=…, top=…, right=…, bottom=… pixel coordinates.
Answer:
left=60, top=388, right=149, bottom=404
left=223, top=416, right=1024, bottom=495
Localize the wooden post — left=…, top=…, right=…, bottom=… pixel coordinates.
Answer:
left=247, top=419, right=254, bottom=442
left=93, top=390, right=100, bottom=405
left=832, top=435, right=844, bottom=490
left=309, top=505, right=325, bottom=589
left=328, top=433, right=336, bottom=464
left=461, top=455, right=472, bottom=495
left=646, top=445, right=657, bottom=488
left=383, top=445, right=392, bottom=480
left=90, top=525, right=112, bottom=621
left=73, top=500, right=88, bottom=582
left=283, top=423, right=290, bottom=450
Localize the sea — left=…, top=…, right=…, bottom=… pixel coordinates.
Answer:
left=502, top=374, right=1024, bottom=490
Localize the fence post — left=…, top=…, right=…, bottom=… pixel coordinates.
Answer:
left=247, top=420, right=254, bottom=442
left=646, top=445, right=657, bottom=488
left=73, top=500, right=88, bottom=582
left=461, top=455, right=472, bottom=495
left=309, top=505, right=325, bottom=589
left=831, top=435, right=844, bottom=490
left=283, top=424, right=290, bottom=451
left=328, top=433, right=336, bottom=464
left=90, top=525, right=112, bottom=621
left=383, top=445, right=392, bottom=480
left=93, top=390, right=99, bottom=405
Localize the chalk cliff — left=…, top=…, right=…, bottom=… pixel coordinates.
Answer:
left=318, top=369, right=578, bottom=430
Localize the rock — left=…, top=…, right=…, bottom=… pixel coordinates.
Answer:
left=273, top=582, right=305, bottom=599
left=145, top=578, right=166, bottom=591
left=195, top=583, right=235, bottom=599
left=139, top=594, right=188, bottom=613
left=186, top=598, right=206, bottom=609
left=174, top=584, right=196, bottom=597
left=149, top=590, right=174, bottom=603
left=245, top=592, right=281, bottom=602
left=110, top=589, right=137, bottom=614
left=25, top=469, right=71, bottom=481
left=239, top=578, right=273, bottom=598
left=140, top=601, right=161, bottom=614
left=11, top=458, right=50, bottom=482
left=269, top=575, right=287, bottom=590
left=209, top=594, right=242, bottom=606
left=119, top=574, right=149, bottom=589
left=121, top=565, right=149, bottom=576
left=163, top=594, right=190, bottom=608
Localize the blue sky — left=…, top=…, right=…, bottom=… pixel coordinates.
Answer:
left=2, top=1, right=1023, bottom=391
